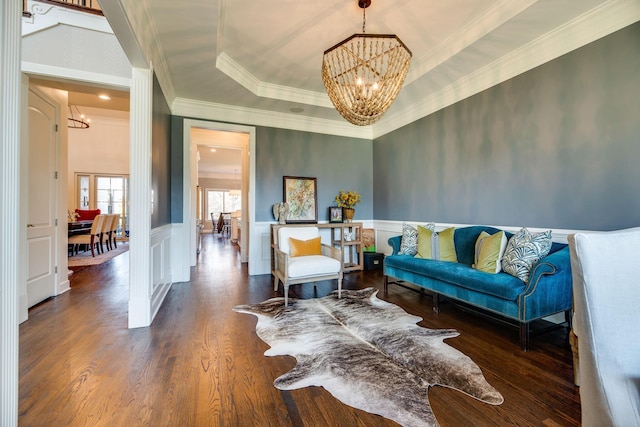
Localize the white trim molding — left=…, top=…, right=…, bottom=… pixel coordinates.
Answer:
left=172, top=97, right=372, bottom=140
left=1, top=0, right=23, bottom=423
left=128, top=67, right=153, bottom=329
left=150, top=224, right=173, bottom=321
left=21, top=61, right=131, bottom=90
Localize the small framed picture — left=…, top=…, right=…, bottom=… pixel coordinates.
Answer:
left=329, top=206, right=343, bottom=223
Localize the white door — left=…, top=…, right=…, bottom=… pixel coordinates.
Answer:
left=27, top=89, right=58, bottom=307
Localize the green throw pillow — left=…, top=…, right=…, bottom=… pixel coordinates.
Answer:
left=414, top=225, right=457, bottom=262
left=415, top=225, right=434, bottom=259
left=473, top=231, right=508, bottom=274
left=438, top=227, right=458, bottom=262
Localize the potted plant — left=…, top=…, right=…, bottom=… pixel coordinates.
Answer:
left=335, top=190, right=361, bottom=222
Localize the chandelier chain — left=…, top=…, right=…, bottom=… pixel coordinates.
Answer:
left=362, top=7, right=366, bottom=33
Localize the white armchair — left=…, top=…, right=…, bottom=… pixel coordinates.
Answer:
left=568, top=227, right=640, bottom=427
left=273, top=226, right=343, bottom=306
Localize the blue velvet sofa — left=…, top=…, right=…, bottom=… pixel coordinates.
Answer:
left=383, top=225, right=573, bottom=350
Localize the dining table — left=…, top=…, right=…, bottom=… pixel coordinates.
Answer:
left=67, top=220, right=93, bottom=236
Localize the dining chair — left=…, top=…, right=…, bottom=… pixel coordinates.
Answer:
left=69, top=214, right=105, bottom=257
left=110, top=214, right=119, bottom=249
left=100, top=214, right=115, bottom=252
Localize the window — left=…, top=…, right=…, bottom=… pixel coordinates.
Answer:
left=75, top=173, right=129, bottom=238
left=206, top=190, right=241, bottom=224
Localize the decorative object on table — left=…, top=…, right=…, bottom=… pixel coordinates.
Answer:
left=272, top=202, right=289, bottom=225
left=74, top=208, right=101, bottom=221
left=233, top=288, right=503, bottom=427
left=362, top=228, right=375, bottom=251
left=67, top=210, right=79, bottom=222
left=335, top=190, right=361, bottom=222
left=329, top=206, right=343, bottom=223
left=283, top=176, right=318, bottom=224
left=321, top=0, right=412, bottom=126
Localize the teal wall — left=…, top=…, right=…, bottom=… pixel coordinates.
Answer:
left=151, top=73, right=172, bottom=228
left=170, top=116, right=184, bottom=223
left=374, top=22, right=640, bottom=231
left=255, top=127, right=372, bottom=222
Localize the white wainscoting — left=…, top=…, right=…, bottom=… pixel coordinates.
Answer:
left=150, top=224, right=173, bottom=322
left=170, top=222, right=190, bottom=283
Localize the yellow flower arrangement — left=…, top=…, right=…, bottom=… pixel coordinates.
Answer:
left=335, top=190, right=361, bottom=209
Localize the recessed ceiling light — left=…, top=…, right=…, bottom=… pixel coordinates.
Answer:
left=210, top=148, right=216, bottom=152
left=99, top=94, right=111, bottom=100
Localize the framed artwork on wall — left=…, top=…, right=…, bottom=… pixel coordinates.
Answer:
left=283, top=176, right=318, bottom=223
left=329, top=206, right=343, bottom=223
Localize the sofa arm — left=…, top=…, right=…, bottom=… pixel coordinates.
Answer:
left=518, top=246, right=573, bottom=321
left=388, top=236, right=402, bottom=255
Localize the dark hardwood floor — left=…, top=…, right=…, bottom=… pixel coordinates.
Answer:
left=19, top=232, right=581, bottom=426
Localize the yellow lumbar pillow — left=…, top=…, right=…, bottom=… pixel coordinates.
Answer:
left=289, top=236, right=322, bottom=257
left=473, top=231, right=508, bottom=274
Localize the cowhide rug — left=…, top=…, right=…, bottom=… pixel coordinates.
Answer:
left=233, top=288, right=503, bottom=427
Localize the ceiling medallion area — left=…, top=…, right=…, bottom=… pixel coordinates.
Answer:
left=321, top=0, right=412, bottom=126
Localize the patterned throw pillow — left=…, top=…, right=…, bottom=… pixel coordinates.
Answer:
left=399, top=223, right=435, bottom=256
left=501, top=228, right=552, bottom=282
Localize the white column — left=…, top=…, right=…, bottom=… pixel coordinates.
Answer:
left=1, top=0, right=23, bottom=424
left=128, top=67, right=153, bottom=328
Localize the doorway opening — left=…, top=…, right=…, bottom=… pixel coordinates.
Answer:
left=182, top=119, right=256, bottom=270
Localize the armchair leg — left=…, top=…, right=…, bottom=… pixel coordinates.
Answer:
left=338, top=278, right=342, bottom=299
left=383, top=275, right=388, bottom=293
left=284, top=284, right=289, bottom=307
left=273, top=276, right=279, bottom=291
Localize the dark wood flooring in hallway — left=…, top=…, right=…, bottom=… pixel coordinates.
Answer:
left=19, top=232, right=581, bottom=426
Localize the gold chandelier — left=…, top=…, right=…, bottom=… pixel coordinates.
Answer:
left=321, top=0, right=412, bottom=126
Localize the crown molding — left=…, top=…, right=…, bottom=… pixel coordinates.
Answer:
left=215, top=52, right=333, bottom=108
left=171, top=97, right=372, bottom=139
left=405, top=0, right=538, bottom=85
left=372, top=0, right=640, bottom=139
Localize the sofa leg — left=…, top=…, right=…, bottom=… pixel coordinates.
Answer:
left=520, top=322, right=530, bottom=351
left=432, top=293, right=440, bottom=314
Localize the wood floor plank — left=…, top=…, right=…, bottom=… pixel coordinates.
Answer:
left=19, top=233, right=580, bottom=426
